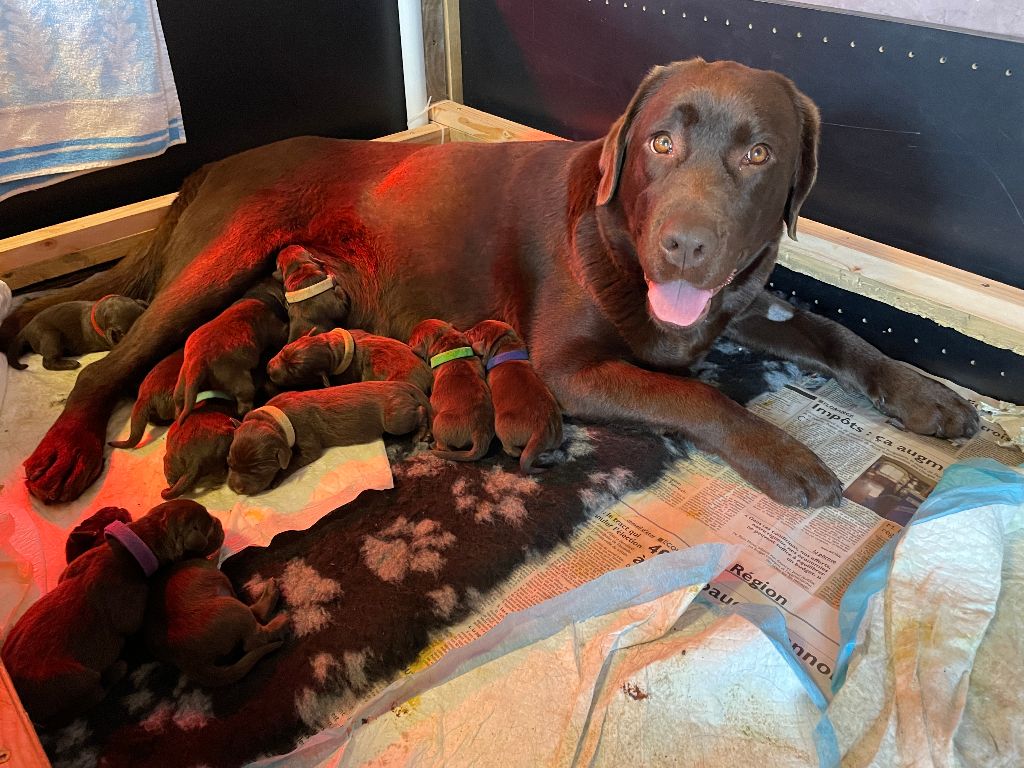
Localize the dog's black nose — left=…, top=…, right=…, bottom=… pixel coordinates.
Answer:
left=660, top=226, right=718, bottom=267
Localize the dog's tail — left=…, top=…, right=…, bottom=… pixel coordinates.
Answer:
left=519, top=419, right=563, bottom=474
left=173, top=362, right=203, bottom=420
left=0, top=165, right=212, bottom=356
left=109, top=397, right=153, bottom=449
left=4, top=331, right=28, bottom=370
left=191, top=641, right=284, bottom=687
left=161, top=471, right=194, bottom=500
left=432, top=426, right=492, bottom=462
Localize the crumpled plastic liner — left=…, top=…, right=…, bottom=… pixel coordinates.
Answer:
left=830, top=459, right=1024, bottom=767
left=251, top=543, right=839, bottom=768
left=0, top=351, right=393, bottom=636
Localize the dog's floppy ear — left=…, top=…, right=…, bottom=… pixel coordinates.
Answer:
left=783, top=89, right=821, bottom=240
left=596, top=65, right=673, bottom=207
left=105, top=327, right=125, bottom=345
left=183, top=525, right=209, bottom=553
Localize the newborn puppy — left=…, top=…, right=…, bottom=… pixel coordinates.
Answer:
left=267, top=328, right=432, bottom=393
left=174, top=279, right=288, bottom=419
left=409, top=319, right=494, bottom=462
left=227, top=381, right=431, bottom=495
left=144, top=560, right=288, bottom=687
left=162, top=394, right=240, bottom=499
left=6, top=294, right=148, bottom=370
left=65, top=506, right=133, bottom=564
left=109, top=349, right=184, bottom=449
left=276, top=245, right=348, bottom=341
left=1, top=500, right=223, bottom=724
left=467, top=320, right=563, bottom=473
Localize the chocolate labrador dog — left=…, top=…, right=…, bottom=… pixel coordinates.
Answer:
left=1, top=58, right=978, bottom=507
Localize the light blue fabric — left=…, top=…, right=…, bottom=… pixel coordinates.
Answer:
left=832, top=459, right=1024, bottom=693
left=0, top=0, right=184, bottom=202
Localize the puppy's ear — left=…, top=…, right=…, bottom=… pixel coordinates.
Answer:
left=183, top=527, right=209, bottom=553
left=783, top=89, right=821, bottom=240
left=596, top=65, right=673, bottom=207
left=276, top=445, right=292, bottom=470
left=272, top=269, right=283, bottom=281
left=106, top=327, right=125, bottom=345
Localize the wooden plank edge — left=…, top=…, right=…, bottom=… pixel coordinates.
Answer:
left=429, top=100, right=564, bottom=142
left=0, top=123, right=449, bottom=291
left=0, top=662, right=51, bottom=767
left=442, top=0, right=463, bottom=102
left=779, top=220, right=1024, bottom=355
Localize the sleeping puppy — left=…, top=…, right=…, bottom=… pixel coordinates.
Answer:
left=1, top=500, right=223, bottom=725
left=109, top=349, right=184, bottom=449
left=467, top=320, right=563, bottom=473
left=267, top=327, right=433, bottom=393
left=276, top=245, right=348, bottom=341
left=162, top=394, right=241, bottom=499
left=174, top=279, right=288, bottom=419
left=409, top=318, right=494, bottom=462
left=5, top=294, right=148, bottom=370
left=227, top=381, right=431, bottom=495
left=144, top=560, right=288, bottom=687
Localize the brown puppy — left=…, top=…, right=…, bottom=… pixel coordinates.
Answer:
left=10, top=60, right=980, bottom=508
left=267, top=327, right=433, bottom=393
left=109, top=348, right=185, bottom=449
left=409, top=319, right=494, bottom=462
left=6, top=294, right=148, bottom=370
left=174, top=279, right=288, bottom=419
left=467, top=320, right=563, bottom=473
left=64, top=506, right=133, bottom=564
left=277, top=245, right=348, bottom=341
left=227, top=381, right=431, bottom=495
left=162, top=395, right=240, bottom=499
left=0, top=500, right=223, bottom=724
left=144, top=560, right=288, bottom=687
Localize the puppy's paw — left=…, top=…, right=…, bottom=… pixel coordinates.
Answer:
left=726, top=429, right=843, bottom=509
left=868, top=363, right=979, bottom=439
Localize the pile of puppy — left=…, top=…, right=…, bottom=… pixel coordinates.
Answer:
left=7, top=245, right=564, bottom=499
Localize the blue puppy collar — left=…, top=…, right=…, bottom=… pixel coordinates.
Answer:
left=486, top=349, right=529, bottom=371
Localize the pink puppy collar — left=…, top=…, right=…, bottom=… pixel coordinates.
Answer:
left=104, top=520, right=159, bottom=576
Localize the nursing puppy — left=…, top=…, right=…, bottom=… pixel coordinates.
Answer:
left=267, top=328, right=433, bottom=393
left=174, top=279, right=288, bottom=419
left=144, top=560, right=288, bottom=687
left=6, top=294, right=148, bottom=370
left=1, top=500, right=223, bottom=724
left=162, top=395, right=240, bottom=499
left=276, top=245, right=348, bottom=341
left=227, top=381, right=430, bottom=494
left=467, top=320, right=563, bottom=473
left=409, top=319, right=494, bottom=462
left=109, top=349, right=184, bottom=449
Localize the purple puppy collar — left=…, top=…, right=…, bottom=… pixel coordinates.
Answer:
left=104, top=520, right=159, bottom=576
left=486, top=349, right=530, bottom=371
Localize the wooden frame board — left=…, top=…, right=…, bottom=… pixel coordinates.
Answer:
left=2, top=102, right=1022, bottom=354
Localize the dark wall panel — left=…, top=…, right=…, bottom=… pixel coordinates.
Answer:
left=0, top=0, right=407, bottom=238
left=460, top=0, right=1024, bottom=289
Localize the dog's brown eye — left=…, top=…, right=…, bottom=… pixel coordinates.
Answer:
left=651, top=133, right=674, bottom=155
left=744, top=143, right=772, bottom=165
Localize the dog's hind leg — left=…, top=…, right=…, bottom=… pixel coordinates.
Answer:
left=38, top=332, right=79, bottom=371
left=248, top=577, right=280, bottom=623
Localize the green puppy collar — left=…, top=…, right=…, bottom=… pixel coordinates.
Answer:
left=430, top=346, right=475, bottom=369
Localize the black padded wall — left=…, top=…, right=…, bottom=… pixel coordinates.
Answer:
left=460, top=0, right=1024, bottom=290
left=0, top=0, right=407, bottom=239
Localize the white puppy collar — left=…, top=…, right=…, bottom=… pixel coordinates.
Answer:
left=250, top=405, right=296, bottom=447
left=285, top=276, right=334, bottom=304
left=325, top=328, right=356, bottom=375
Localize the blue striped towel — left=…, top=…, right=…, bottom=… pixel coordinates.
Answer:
left=0, top=0, right=185, bottom=203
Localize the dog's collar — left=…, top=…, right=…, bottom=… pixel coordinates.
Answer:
left=89, top=294, right=118, bottom=340
left=430, top=346, right=474, bottom=369
left=285, top=276, right=334, bottom=304
left=104, top=520, right=159, bottom=576
left=195, top=390, right=233, bottom=404
left=325, top=328, right=356, bottom=375
left=250, top=405, right=296, bottom=447
left=486, top=349, right=529, bottom=371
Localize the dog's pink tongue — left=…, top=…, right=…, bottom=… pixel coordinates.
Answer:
left=646, top=279, right=713, bottom=327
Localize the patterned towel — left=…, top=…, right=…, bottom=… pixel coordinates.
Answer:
left=0, top=0, right=184, bottom=202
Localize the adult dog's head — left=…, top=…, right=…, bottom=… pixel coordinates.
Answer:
left=595, top=58, right=819, bottom=329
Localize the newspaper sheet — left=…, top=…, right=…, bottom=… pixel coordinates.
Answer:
left=360, top=375, right=1022, bottom=711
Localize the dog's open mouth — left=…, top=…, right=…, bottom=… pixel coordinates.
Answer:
left=645, top=269, right=737, bottom=328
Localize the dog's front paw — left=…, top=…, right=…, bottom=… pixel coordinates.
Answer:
left=24, top=414, right=106, bottom=503
left=726, top=428, right=843, bottom=509
left=868, top=363, right=979, bottom=439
